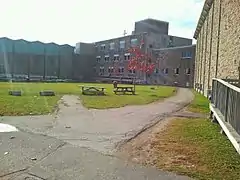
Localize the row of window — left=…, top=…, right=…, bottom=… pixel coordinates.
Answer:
left=98, top=38, right=138, bottom=51
left=96, top=53, right=131, bottom=62
left=97, top=67, right=191, bottom=75
left=181, top=51, right=192, bottom=58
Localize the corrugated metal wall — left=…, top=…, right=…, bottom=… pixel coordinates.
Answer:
left=0, top=37, right=74, bottom=55
left=0, top=37, right=95, bottom=81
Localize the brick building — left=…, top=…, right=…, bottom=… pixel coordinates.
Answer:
left=151, top=45, right=195, bottom=87
left=0, top=18, right=195, bottom=85
left=87, top=18, right=194, bottom=85
left=194, top=0, right=240, bottom=96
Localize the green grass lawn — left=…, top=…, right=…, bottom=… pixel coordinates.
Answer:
left=0, top=82, right=176, bottom=116
left=188, top=91, right=210, bottom=114
left=154, top=118, right=240, bottom=180
left=151, top=90, right=240, bottom=179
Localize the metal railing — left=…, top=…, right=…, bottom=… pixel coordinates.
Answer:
left=211, top=78, right=240, bottom=134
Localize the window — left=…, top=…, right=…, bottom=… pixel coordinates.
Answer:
left=130, top=38, right=138, bottom=47
left=186, top=68, right=190, bottom=75
left=108, top=67, right=114, bottom=73
left=104, top=55, right=110, bottom=62
left=164, top=68, right=168, bottom=74
left=129, top=69, right=135, bottom=74
left=119, top=40, right=125, bottom=49
left=118, top=67, right=124, bottom=73
left=113, top=54, right=119, bottom=61
left=182, top=51, right=192, bottom=58
left=124, top=53, right=131, bottom=60
left=96, top=56, right=101, bottom=62
left=100, top=67, right=104, bottom=73
left=110, top=42, right=115, bottom=50
left=100, top=44, right=106, bottom=51
left=174, top=68, right=179, bottom=75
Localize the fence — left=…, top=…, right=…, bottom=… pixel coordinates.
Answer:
left=211, top=78, right=240, bottom=135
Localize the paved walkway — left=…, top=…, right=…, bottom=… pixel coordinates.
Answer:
left=0, top=88, right=194, bottom=179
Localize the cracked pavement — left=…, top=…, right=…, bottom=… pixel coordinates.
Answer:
left=0, top=88, right=194, bottom=179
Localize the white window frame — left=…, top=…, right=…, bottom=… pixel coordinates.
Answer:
left=124, top=53, right=131, bottom=60
left=131, top=38, right=138, bottom=47
left=110, top=42, right=115, bottom=50
left=113, top=54, right=119, bottom=61
left=104, top=55, right=110, bottom=62
left=186, top=68, right=191, bottom=75
left=96, top=56, right=101, bottom=62
left=100, top=44, right=106, bottom=50
left=174, top=68, right=179, bottom=75
left=119, top=40, right=125, bottom=49
left=164, top=68, right=168, bottom=74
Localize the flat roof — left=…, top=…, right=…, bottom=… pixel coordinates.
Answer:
left=136, top=18, right=169, bottom=25
left=193, top=0, right=213, bottom=39
left=153, top=44, right=196, bottom=51
left=94, top=32, right=148, bottom=44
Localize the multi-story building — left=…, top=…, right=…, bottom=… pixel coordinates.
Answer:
left=194, top=0, right=240, bottom=96
left=88, top=18, right=194, bottom=85
left=0, top=18, right=196, bottom=86
left=151, top=45, right=196, bottom=87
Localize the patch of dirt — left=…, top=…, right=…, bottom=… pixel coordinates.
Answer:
left=117, top=110, right=207, bottom=172
left=116, top=117, right=173, bottom=166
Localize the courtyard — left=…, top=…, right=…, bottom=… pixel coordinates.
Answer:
left=1, top=82, right=240, bottom=179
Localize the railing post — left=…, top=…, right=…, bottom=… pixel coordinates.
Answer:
left=215, top=80, right=218, bottom=107
left=224, top=87, right=229, bottom=122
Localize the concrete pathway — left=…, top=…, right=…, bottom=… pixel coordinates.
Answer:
left=0, top=88, right=194, bottom=179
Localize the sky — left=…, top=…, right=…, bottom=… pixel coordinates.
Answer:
left=0, top=0, right=204, bottom=46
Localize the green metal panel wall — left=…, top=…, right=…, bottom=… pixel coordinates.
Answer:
left=0, top=37, right=74, bottom=56
left=29, top=41, right=45, bottom=55
left=45, top=43, right=59, bottom=56
left=0, top=37, right=13, bottom=53
left=14, top=39, right=30, bottom=53
left=60, top=45, right=74, bottom=55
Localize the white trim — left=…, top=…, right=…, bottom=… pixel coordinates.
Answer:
left=104, top=55, right=110, bottom=58
left=114, top=54, right=119, bottom=57
left=124, top=53, right=130, bottom=56
left=96, top=56, right=101, bottom=58
left=210, top=104, right=240, bottom=154
left=213, top=78, right=240, bottom=93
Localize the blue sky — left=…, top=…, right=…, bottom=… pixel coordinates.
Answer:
left=0, top=0, right=204, bottom=46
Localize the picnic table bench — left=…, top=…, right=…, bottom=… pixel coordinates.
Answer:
left=79, top=86, right=105, bottom=96
left=113, top=86, right=135, bottom=95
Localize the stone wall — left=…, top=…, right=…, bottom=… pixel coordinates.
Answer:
left=194, top=0, right=240, bottom=96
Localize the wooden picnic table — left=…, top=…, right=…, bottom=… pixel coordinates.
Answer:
left=113, top=86, right=135, bottom=95
left=79, top=85, right=105, bottom=95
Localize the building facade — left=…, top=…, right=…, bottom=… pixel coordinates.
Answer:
left=151, top=45, right=195, bottom=87
left=194, top=0, right=240, bottom=96
left=0, top=18, right=195, bottom=85
left=0, top=37, right=95, bottom=81
left=90, top=18, right=193, bottom=84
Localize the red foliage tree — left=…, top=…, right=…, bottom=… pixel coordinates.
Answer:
left=127, top=42, right=156, bottom=75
